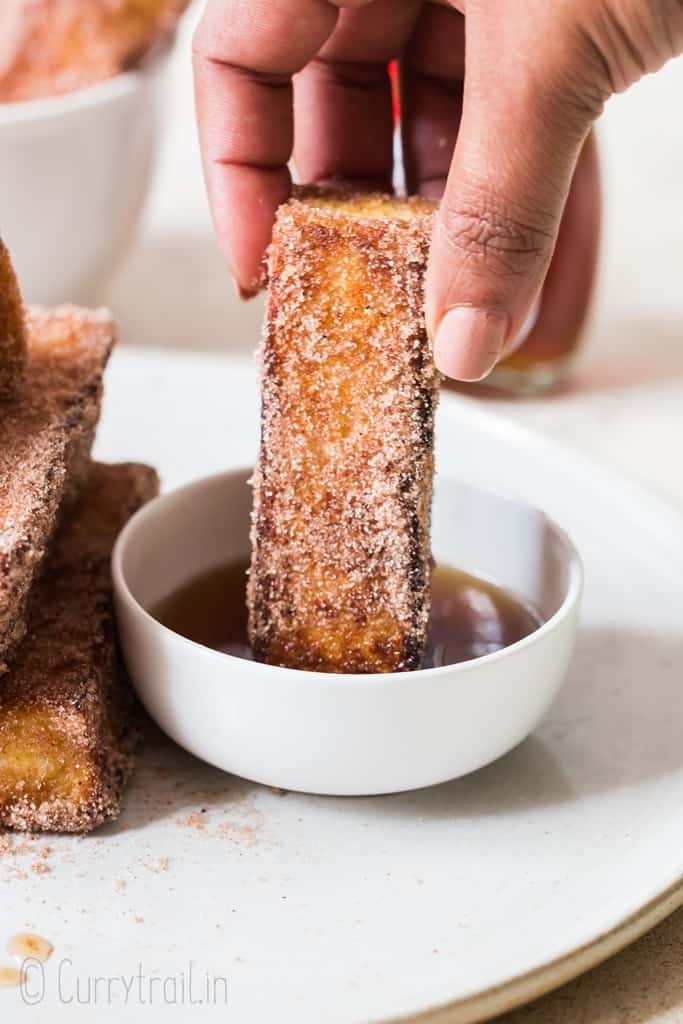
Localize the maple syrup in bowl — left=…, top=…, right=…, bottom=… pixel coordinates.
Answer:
left=113, top=469, right=582, bottom=795
left=153, top=561, right=542, bottom=670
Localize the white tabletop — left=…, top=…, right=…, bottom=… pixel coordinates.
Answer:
left=101, top=8, right=683, bottom=1021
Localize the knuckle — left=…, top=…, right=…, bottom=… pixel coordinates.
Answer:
left=438, top=194, right=554, bottom=280
left=546, top=0, right=683, bottom=117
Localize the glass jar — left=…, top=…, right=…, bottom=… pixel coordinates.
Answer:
left=390, top=55, right=601, bottom=397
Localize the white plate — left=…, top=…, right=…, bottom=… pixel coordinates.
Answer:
left=3, top=347, right=683, bottom=1024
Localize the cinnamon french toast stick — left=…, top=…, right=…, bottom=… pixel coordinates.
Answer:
left=0, top=239, right=26, bottom=397
left=0, top=304, right=115, bottom=671
left=248, top=189, right=439, bottom=674
left=0, top=0, right=190, bottom=103
left=0, top=461, right=159, bottom=833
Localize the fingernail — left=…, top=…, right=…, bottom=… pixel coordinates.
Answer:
left=232, top=277, right=260, bottom=302
left=433, top=307, right=509, bottom=382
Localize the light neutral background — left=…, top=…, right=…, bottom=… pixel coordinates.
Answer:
left=102, top=5, right=683, bottom=1023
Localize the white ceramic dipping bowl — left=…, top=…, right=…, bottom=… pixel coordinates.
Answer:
left=0, top=54, right=170, bottom=306
left=113, top=469, right=583, bottom=796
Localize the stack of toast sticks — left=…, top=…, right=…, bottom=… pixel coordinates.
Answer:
left=0, top=242, right=157, bottom=833
left=0, top=188, right=440, bottom=833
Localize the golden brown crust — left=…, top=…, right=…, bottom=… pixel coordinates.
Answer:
left=0, top=461, right=159, bottom=833
left=0, top=305, right=115, bottom=672
left=0, top=0, right=190, bottom=103
left=248, top=188, right=439, bottom=674
left=0, top=239, right=27, bottom=397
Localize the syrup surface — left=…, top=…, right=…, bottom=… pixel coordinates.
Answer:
left=154, top=560, right=542, bottom=669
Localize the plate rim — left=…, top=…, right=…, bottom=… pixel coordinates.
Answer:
left=436, top=391, right=683, bottom=557
left=391, top=875, right=683, bottom=1024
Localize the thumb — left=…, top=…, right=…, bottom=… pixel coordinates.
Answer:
left=426, top=12, right=593, bottom=381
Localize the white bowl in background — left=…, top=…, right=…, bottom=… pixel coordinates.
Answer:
left=113, top=468, right=583, bottom=796
left=0, top=56, right=171, bottom=306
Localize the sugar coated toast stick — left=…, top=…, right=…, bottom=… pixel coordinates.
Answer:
left=0, top=0, right=190, bottom=102
left=0, top=305, right=115, bottom=672
left=248, top=189, right=439, bottom=674
left=0, top=239, right=27, bottom=397
left=0, top=461, right=159, bottom=833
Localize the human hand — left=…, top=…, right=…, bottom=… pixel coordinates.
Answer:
left=193, top=0, right=683, bottom=380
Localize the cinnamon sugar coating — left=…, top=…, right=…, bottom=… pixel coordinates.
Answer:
left=0, top=461, right=159, bottom=833
left=0, top=0, right=189, bottom=103
left=0, top=239, right=26, bottom=397
left=0, top=305, right=114, bottom=672
left=248, top=188, right=439, bottom=674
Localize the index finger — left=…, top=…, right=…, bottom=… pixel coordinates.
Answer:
left=193, top=0, right=340, bottom=293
